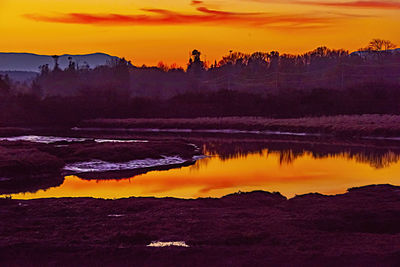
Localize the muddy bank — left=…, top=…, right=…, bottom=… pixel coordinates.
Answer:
left=0, top=173, right=64, bottom=195
left=0, top=145, right=64, bottom=175
left=79, top=115, right=400, bottom=138
left=0, top=144, right=64, bottom=194
left=59, top=141, right=198, bottom=163
left=0, top=140, right=200, bottom=193
left=2, top=184, right=400, bottom=266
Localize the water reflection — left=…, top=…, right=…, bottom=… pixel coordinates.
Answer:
left=202, top=140, right=400, bottom=169
left=0, top=173, right=64, bottom=195
left=6, top=139, right=400, bottom=199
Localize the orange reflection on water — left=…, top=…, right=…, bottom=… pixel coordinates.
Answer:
left=10, top=150, right=400, bottom=199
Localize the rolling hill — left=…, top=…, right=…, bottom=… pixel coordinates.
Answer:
left=0, top=52, right=120, bottom=72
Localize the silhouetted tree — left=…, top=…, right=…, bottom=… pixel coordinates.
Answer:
left=192, top=49, right=201, bottom=62
left=157, top=62, right=169, bottom=72
left=39, top=64, right=50, bottom=76
left=369, top=39, right=396, bottom=51
left=187, top=49, right=205, bottom=73
left=248, top=52, right=268, bottom=71
left=67, top=56, right=76, bottom=72
left=52, top=55, right=60, bottom=71
left=218, top=51, right=250, bottom=67
left=269, top=51, right=280, bottom=71
left=382, top=40, right=397, bottom=51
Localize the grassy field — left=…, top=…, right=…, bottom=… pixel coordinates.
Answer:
left=2, top=185, right=400, bottom=265
left=0, top=145, right=63, bottom=175
left=81, top=115, right=400, bottom=137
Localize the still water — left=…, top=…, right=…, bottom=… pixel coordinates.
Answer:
left=9, top=140, right=400, bottom=199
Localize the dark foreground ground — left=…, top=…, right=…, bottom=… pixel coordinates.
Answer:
left=2, top=184, right=400, bottom=266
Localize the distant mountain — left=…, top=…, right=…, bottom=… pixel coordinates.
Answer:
left=0, top=52, right=120, bottom=72
left=350, top=48, right=400, bottom=57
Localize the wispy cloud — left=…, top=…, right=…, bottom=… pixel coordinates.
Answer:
left=296, top=1, right=400, bottom=9
left=191, top=0, right=204, bottom=5
left=23, top=5, right=357, bottom=29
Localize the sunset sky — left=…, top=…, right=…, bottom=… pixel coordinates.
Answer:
left=1, top=0, right=399, bottom=66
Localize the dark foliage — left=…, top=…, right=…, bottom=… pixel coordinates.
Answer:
left=0, top=45, right=399, bottom=126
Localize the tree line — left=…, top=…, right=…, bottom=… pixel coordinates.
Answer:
left=0, top=39, right=399, bottom=126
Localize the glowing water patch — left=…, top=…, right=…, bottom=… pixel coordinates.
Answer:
left=147, top=241, right=189, bottom=247
left=63, top=156, right=190, bottom=173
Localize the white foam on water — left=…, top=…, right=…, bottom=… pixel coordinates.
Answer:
left=200, top=129, right=260, bottom=134
left=192, top=155, right=208, bottom=161
left=147, top=241, right=189, bottom=248
left=262, top=131, right=321, bottom=137
left=0, top=135, right=149, bottom=144
left=63, top=156, right=189, bottom=173
left=0, top=135, right=88, bottom=144
left=94, top=139, right=148, bottom=143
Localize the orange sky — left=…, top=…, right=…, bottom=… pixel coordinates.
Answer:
left=1, top=0, right=399, bottom=66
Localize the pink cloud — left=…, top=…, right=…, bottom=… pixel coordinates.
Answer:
left=191, top=0, right=204, bottom=5
left=296, top=1, right=400, bottom=9
left=23, top=5, right=358, bottom=29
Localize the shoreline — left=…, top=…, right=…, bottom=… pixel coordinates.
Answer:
left=0, top=139, right=201, bottom=194
left=79, top=115, right=400, bottom=138
left=4, top=114, right=400, bottom=140
left=2, top=131, right=400, bottom=195
left=4, top=182, right=397, bottom=201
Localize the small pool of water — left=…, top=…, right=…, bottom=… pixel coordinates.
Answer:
left=8, top=146, right=400, bottom=199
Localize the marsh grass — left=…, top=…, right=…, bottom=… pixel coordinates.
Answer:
left=0, top=146, right=64, bottom=174
left=82, top=115, right=400, bottom=137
